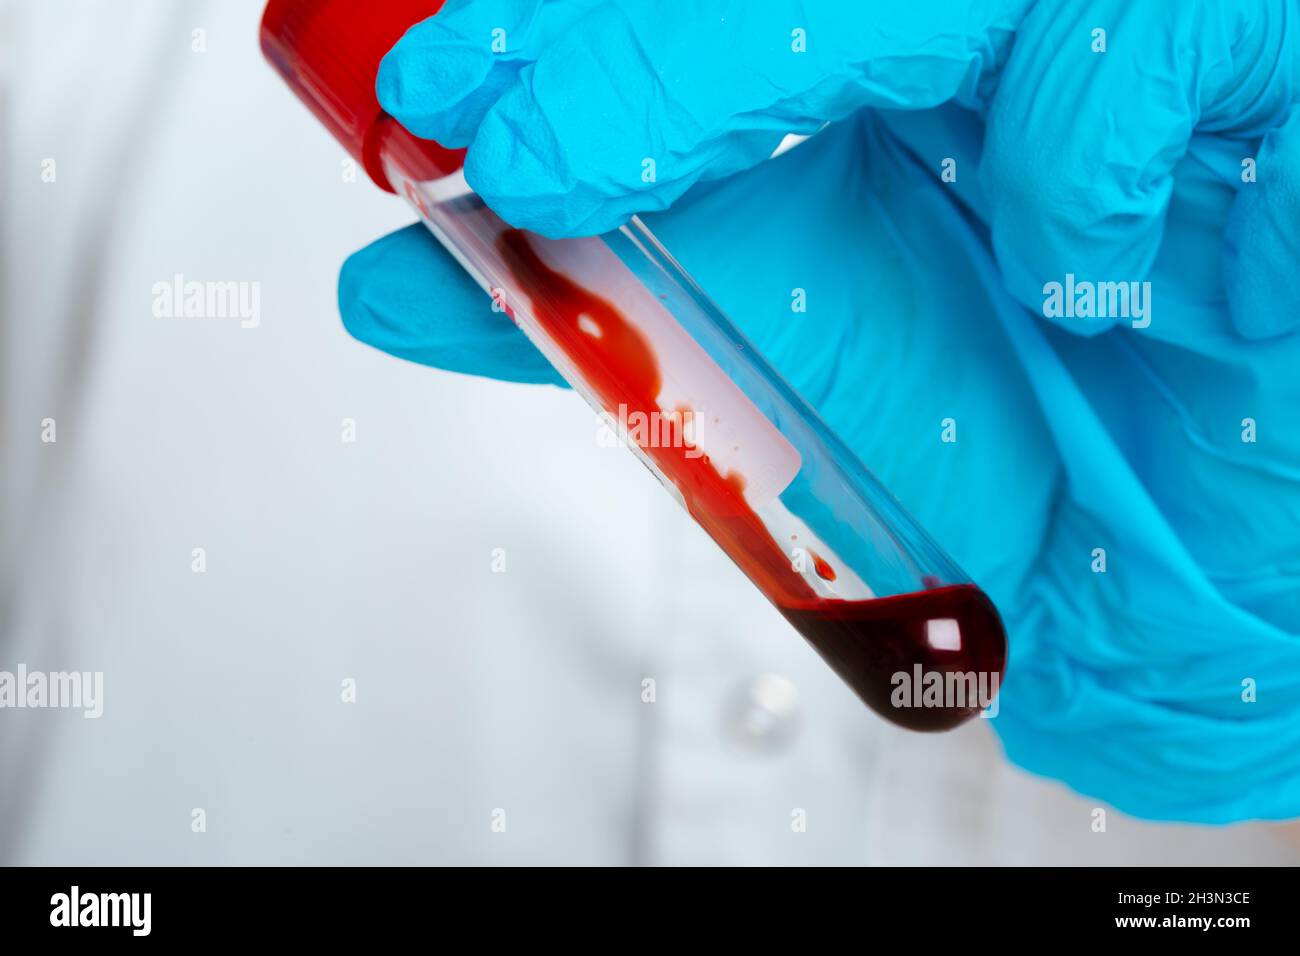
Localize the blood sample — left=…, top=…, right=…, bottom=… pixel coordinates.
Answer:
left=261, top=0, right=1007, bottom=731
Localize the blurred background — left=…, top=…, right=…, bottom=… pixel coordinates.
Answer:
left=1, top=0, right=1296, bottom=865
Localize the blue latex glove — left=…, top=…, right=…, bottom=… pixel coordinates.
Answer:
left=339, top=0, right=1300, bottom=823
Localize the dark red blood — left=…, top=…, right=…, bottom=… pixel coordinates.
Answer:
left=781, top=585, right=1005, bottom=731
left=497, top=230, right=1006, bottom=730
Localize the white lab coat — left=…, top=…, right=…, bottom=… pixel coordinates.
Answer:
left=2, top=0, right=1295, bottom=865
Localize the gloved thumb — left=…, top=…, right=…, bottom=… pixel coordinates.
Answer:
left=338, top=223, right=567, bottom=385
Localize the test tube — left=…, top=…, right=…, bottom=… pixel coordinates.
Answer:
left=261, top=0, right=1007, bottom=730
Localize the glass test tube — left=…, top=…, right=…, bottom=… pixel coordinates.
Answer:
left=262, top=0, right=1007, bottom=730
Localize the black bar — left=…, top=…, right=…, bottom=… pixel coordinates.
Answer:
left=0, top=866, right=1285, bottom=941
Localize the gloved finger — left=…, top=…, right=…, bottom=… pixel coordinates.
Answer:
left=338, top=222, right=567, bottom=386
left=1223, top=105, right=1300, bottom=340
left=384, top=0, right=1032, bottom=238
left=983, top=0, right=1298, bottom=327
left=377, top=0, right=598, bottom=147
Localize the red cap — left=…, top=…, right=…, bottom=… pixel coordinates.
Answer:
left=261, top=0, right=458, bottom=191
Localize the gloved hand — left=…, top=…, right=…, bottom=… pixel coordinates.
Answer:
left=338, top=0, right=1300, bottom=823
